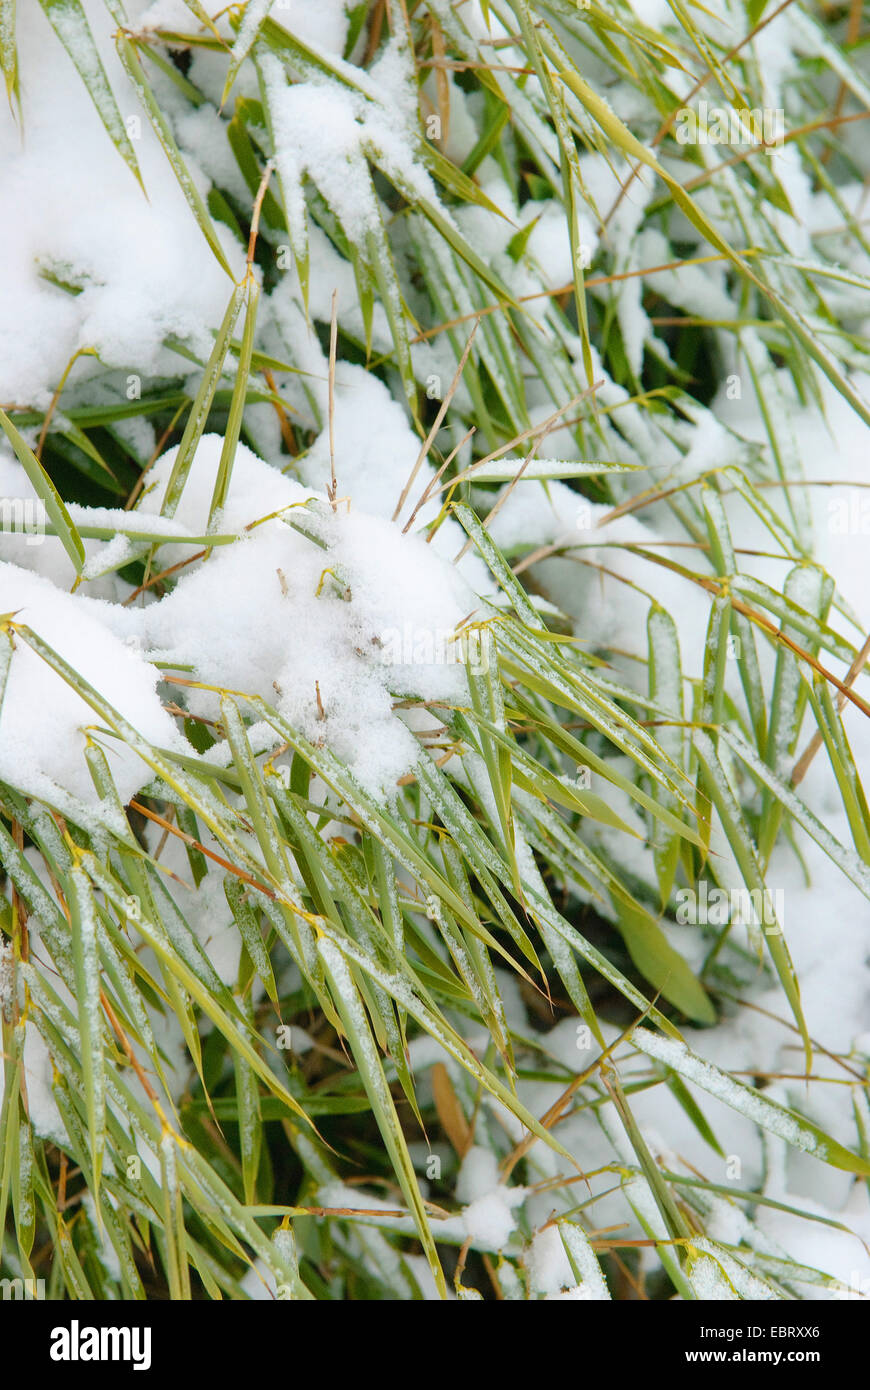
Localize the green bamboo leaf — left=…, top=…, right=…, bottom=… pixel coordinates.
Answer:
left=56, top=1216, right=94, bottom=1299
left=225, top=876, right=277, bottom=1002
left=208, top=280, right=259, bottom=526
left=804, top=675, right=870, bottom=863
left=231, top=993, right=262, bottom=1206
left=647, top=604, right=683, bottom=906
left=222, top=0, right=271, bottom=105
left=226, top=101, right=285, bottom=228
left=146, top=869, right=231, bottom=1002
left=0, top=815, right=71, bottom=950
left=615, top=897, right=716, bottom=1025
left=461, top=94, right=509, bottom=178
left=466, top=458, right=636, bottom=482
left=96, top=1195, right=146, bottom=1299
left=419, top=194, right=520, bottom=307
left=623, top=1174, right=695, bottom=1300
left=38, top=0, right=143, bottom=186
left=0, top=1018, right=24, bottom=1254
left=0, top=626, right=12, bottom=721
left=421, top=141, right=513, bottom=220
left=721, top=728, right=870, bottom=902
left=634, top=1028, right=870, bottom=1176
left=732, top=574, right=853, bottom=665
left=159, top=1133, right=191, bottom=1300
left=512, top=818, right=603, bottom=1042
left=115, top=32, right=235, bottom=279
left=466, top=631, right=514, bottom=862
left=700, top=592, right=731, bottom=729
left=700, top=484, right=767, bottom=748
left=259, top=13, right=371, bottom=92
left=68, top=865, right=106, bottom=1199
left=606, top=1069, right=691, bottom=1244
left=516, top=5, right=596, bottom=387
left=328, top=853, right=426, bottom=1119
left=160, top=281, right=246, bottom=518
left=758, top=565, right=832, bottom=866
left=555, top=1222, right=610, bottom=1298
left=693, top=729, right=810, bottom=1063
left=13, top=1109, right=36, bottom=1259
left=0, top=409, right=85, bottom=573
left=664, top=1074, right=725, bottom=1158
left=0, top=0, right=17, bottom=104
left=317, top=936, right=446, bottom=1299
left=365, top=223, right=419, bottom=423
left=175, top=804, right=208, bottom=886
